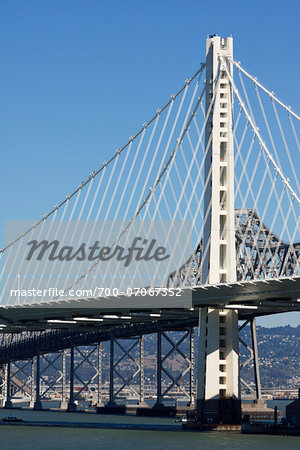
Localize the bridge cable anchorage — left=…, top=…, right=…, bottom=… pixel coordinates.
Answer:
left=0, top=63, right=206, bottom=256
left=220, top=56, right=300, bottom=205
left=55, top=85, right=206, bottom=300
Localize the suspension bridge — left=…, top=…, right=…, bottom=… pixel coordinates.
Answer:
left=0, top=35, right=299, bottom=425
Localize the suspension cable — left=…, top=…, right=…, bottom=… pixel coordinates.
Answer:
left=232, top=59, right=300, bottom=121
left=55, top=87, right=205, bottom=298
left=1, top=63, right=206, bottom=255
left=221, top=56, right=300, bottom=205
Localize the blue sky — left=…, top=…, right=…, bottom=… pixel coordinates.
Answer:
left=1, top=0, right=299, bottom=326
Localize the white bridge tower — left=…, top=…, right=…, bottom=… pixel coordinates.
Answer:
left=197, top=35, right=241, bottom=424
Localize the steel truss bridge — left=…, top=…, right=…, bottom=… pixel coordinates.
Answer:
left=0, top=35, right=299, bottom=422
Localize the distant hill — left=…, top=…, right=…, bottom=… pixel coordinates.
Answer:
left=239, top=324, right=300, bottom=390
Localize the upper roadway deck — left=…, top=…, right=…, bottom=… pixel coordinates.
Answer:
left=0, top=277, right=299, bottom=333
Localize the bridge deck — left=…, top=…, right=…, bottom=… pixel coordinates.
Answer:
left=0, top=277, right=299, bottom=333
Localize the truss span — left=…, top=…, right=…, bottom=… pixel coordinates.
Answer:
left=168, top=209, right=300, bottom=287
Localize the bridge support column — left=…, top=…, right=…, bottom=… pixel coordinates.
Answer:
left=30, top=357, right=34, bottom=406
left=239, top=319, right=267, bottom=417
left=0, top=365, right=5, bottom=407
left=67, top=345, right=76, bottom=411
left=96, top=343, right=104, bottom=407
left=139, top=336, right=146, bottom=405
left=251, top=318, right=261, bottom=400
left=104, top=336, right=143, bottom=407
left=155, top=330, right=194, bottom=407
left=107, top=338, right=116, bottom=406
left=188, top=328, right=195, bottom=406
left=60, top=350, right=68, bottom=410
left=32, top=354, right=42, bottom=410
left=196, top=308, right=240, bottom=424
left=4, top=361, right=12, bottom=408
left=199, top=35, right=241, bottom=425
left=155, top=331, right=163, bottom=406
left=196, top=308, right=207, bottom=422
